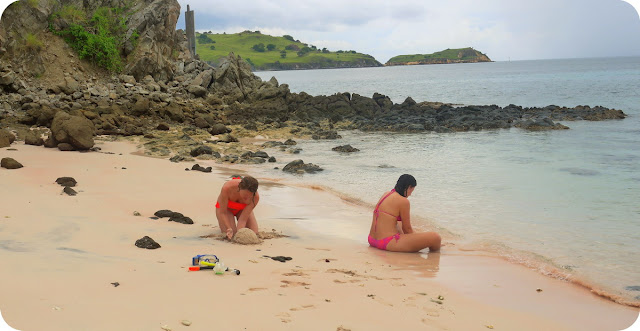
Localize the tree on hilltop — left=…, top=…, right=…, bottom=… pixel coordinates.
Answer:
left=252, top=43, right=265, bottom=52
left=285, top=44, right=299, bottom=51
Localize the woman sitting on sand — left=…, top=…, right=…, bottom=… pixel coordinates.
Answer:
left=216, top=176, right=260, bottom=239
left=368, top=174, right=441, bottom=252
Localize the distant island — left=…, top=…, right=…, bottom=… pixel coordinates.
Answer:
left=195, top=31, right=382, bottom=71
left=385, top=47, right=492, bottom=66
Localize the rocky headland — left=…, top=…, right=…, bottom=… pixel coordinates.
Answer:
left=386, top=47, right=492, bottom=66
left=0, top=0, right=627, bottom=166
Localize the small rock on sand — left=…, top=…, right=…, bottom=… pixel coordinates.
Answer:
left=1, top=157, right=23, bottom=169
left=135, top=236, right=161, bottom=249
left=63, top=186, right=77, bottom=196
left=233, top=228, right=262, bottom=245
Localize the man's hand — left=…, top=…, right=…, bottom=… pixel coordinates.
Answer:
left=226, top=228, right=233, bottom=240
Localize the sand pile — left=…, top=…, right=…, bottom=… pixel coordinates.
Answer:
left=233, top=228, right=262, bottom=245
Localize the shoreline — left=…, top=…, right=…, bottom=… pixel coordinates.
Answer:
left=1, top=139, right=636, bottom=330
left=213, top=129, right=640, bottom=309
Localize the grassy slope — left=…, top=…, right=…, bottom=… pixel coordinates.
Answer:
left=195, top=31, right=379, bottom=69
left=386, top=47, right=490, bottom=64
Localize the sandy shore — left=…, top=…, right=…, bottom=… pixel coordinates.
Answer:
left=0, top=139, right=638, bottom=331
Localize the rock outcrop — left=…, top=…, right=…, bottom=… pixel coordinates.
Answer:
left=0, top=128, right=15, bottom=148
left=50, top=111, right=95, bottom=150
left=0, top=0, right=629, bottom=167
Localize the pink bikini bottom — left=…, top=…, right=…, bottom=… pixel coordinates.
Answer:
left=368, top=233, right=401, bottom=250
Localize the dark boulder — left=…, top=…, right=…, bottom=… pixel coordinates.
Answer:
left=50, top=111, right=95, bottom=150
left=168, top=215, right=194, bottom=224
left=191, top=164, right=212, bottom=172
left=0, top=128, right=15, bottom=148
left=194, top=116, right=210, bottom=129
left=217, top=134, right=238, bottom=143
left=209, top=123, right=231, bottom=135
left=253, top=151, right=269, bottom=158
left=135, top=236, right=161, bottom=249
left=57, top=143, right=75, bottom=151
left=55, top=177, right=77, bottom=187
left=282, top=159, right=323, bottom=174
left=156, top=123, right=170, bottom=131
left=169, top=155, right=186, bottom=163
left=190, top=145, right=214, bottom=157
left=311, top=130, right=341, bottom=140
left=43, top=135, right=58, bottom=148
left=63, top=186, right=77, bottom=196
left=261, top=141, right=284, bottom=148
left=154, top=210, right=175, bottom=218
left=24, top=131, right=44, bottom=146
left=1, top=157, right=23, bottom=169
left=332, top=145, right=360, bottom=153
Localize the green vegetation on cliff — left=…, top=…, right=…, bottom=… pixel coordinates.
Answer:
left=195, top=31, right=381, bottom=71
left=386, top=47, right=491, bottom=66
left=49, top=4, right=137, bottom=72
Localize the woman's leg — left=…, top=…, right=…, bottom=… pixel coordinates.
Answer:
left=216, top=207, right=236, bottom=234
left=386, top=232, right=441, bottom=252
left=236, top=210, right=259, bottom=234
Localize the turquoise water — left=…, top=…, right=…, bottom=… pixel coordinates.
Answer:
left=254, top=57, right=640, bottom=304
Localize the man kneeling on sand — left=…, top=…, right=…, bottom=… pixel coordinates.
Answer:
left=215, top=176, right=260, bottom=239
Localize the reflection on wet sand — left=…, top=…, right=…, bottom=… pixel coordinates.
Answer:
left=369, top=248, right=441, bottom=278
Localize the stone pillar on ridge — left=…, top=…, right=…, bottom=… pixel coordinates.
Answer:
left=185, top=5, right=196, bottom=58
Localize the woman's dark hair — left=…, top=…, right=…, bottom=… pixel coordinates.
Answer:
left=394, top=174, right=416, bottom=197
left=238, top=176, right=259, bottom=205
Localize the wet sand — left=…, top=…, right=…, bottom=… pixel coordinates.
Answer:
left=0, top=140, right=638, bottom=330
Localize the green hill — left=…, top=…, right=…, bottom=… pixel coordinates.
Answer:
left=195, top=30, right=382, bottom=71
left=386, top=47, right=491, bottom=66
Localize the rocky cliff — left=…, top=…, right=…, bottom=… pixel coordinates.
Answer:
left=0, top=0, right=181, bottom=82
left=0, top=0, right=627, bottom=157
left=386, top=47, right=492, bottom=66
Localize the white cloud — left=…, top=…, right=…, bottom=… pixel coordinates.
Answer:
left=178, top=0, right=640, bottom=62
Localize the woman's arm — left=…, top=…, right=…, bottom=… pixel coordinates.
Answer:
left=399, top=199, right=414, bottom=234
left=217, top=183, right=234, bottom=239
left=237, top=193, right=259, bottom=229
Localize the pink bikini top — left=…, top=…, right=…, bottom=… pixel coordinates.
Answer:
left=372, top=189, right=402, bottom=231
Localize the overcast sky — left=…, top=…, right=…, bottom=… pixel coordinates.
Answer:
left=175, top=0, right=640, bottom=63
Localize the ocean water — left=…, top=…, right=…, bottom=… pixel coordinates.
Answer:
left=254, top=57, right=640, bottom=305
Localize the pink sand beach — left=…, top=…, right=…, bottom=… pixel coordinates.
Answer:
left=0, top=140, right=638, bottom=330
